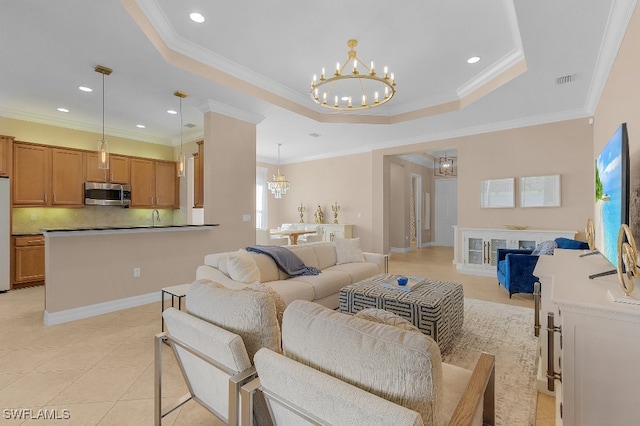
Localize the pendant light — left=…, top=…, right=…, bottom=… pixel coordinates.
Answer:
left=174, top=91, right=188, bottom=178
left=95, top=65, right=112, bottom=170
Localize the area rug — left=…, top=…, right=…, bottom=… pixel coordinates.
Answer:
left=441, top=298, right=538, bottom=426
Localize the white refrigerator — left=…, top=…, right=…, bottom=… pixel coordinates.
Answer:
left=0, top=177, right=9, bottom=291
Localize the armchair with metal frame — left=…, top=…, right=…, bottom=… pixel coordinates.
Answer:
left=155, top=308, right=258, bottom=425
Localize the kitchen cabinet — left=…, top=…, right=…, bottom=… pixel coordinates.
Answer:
left=130, top=158, right=178, bottom=208
left=13, top=143, right=49, bottom=206
left=12, top=235, right=45, bottom=288
left=0, top=135, right=13, bottom=177
left=13, top=143, right=84, bottom=207
left=51, top=148, right=84, bottom=205
left=85, top=153, right=130, bottom=184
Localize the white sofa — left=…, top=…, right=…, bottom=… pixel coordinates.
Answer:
left=195, top=240, right=387, bottom=309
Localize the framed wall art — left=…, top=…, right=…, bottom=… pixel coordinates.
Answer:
left=520, top=174, right=561, bottom=207
left=481, top=178, right=515, bottom=208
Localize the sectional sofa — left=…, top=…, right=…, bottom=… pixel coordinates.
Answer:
left=195, top=240, right=387, bottom=309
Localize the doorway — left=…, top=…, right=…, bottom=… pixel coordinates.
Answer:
left=435, top=178, right=457, bottom=246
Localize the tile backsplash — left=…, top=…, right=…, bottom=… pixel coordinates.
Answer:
left=12, top=206, right=179, bottom=234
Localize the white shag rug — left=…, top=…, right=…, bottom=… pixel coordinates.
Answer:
left=441, top=298, right=538, bottom=426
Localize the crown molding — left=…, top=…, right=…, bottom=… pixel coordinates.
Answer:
left=196, top=99, right=265, bottom=125
left=585, top=0, right=638, bottom=113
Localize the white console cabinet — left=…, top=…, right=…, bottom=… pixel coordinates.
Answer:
left=280, top=223, right=353, bottom=242
left=456, top=228, right=576, bottom=276
left=534, top=249, right=640, bottom=425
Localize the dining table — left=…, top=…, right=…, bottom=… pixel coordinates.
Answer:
left=270, top=229, right=318, bottom=245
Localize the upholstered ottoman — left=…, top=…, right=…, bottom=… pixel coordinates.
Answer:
left=339, top=274, right=464, bottom=353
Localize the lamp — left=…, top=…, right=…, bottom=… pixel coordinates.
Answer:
left=95, top=65, right=112, bottom=170
left=310, top=39, right=396, bottom=111
left=434, top=154, right=457, bottom=177
left=267, top=144, right=290, bottom=199
left=174, top=90, right=188, bottom=178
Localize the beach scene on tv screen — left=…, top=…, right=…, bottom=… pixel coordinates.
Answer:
left=595, top=127, right=623, bottom=268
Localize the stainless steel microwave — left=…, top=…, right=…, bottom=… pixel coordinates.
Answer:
left=84, top=182, right=131, bottom=206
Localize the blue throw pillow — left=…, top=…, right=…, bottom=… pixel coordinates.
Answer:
left=554, top=237, right=589, bottom=250
left=532, top=240, right=557, bottom=256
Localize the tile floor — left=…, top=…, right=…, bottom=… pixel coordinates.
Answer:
left=0, top=246, right=553, bottom=425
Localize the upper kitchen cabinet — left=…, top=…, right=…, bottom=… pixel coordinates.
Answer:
left=13, top=142, right=84, bottom=207
left=193, top=140, right=204, bottom=208
left=85, top=153, right=130, bottom=184
left=13, top=143, right=49, bottom=206
left=130, top=158, right=178, bottom=208
left=50, top=148, right=84, bottom=206
left=0, top=135, right=13, bottom=177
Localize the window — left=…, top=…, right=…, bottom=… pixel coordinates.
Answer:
left=256, top=167, right=268, bottom=229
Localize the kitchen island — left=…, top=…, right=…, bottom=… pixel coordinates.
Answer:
left=43, top=224, right=219, bottom=325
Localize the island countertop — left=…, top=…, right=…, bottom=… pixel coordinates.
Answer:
left=42, top=224, right=219, bottom=237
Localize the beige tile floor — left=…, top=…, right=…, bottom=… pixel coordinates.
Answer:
left=0, top=246, right=552, bottom=425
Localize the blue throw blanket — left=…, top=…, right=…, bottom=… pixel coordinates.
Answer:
left=246, top=245, right=321, bottom=276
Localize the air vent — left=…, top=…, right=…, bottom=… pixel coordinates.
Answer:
left=555, top=74, right=574, bottom=85
left=184, top=123, right=196, bottom=128
left=309, top=133, right=321, bottom=138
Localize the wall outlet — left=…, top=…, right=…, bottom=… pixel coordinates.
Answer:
left=133, top=267, right=141, bottom=278
left=30, top=214, right=37, bottom=221
left=242, top=214, right=251, bottom=222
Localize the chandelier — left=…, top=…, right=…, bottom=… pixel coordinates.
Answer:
left=267, top=143, right=290, bottom=199
left=310, top=39, right=396, bottom=111
left=95, top=65, right=112, bottom=170
left=434, top=154, right=457, bottom=177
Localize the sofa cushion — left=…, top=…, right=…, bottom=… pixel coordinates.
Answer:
left=326, top=262, right=380, bottom=283
left=227, top=249, right=261, bottom=283
left=264, top=280, right=316, bottom=305
left=186, top=279, right=281, bottom=361
left=355, top=308, right=421, bottom=333
left=282, top=300, right=443, bottom=425
left=311, top=242, right=338, bottom=270
left=334, top=237, right=365, bottom=264
left=287, top=270, right=351, bottom=300
left=287, top=245, right=320, bottom=269
left=555, top=237, right=589, bottom=250
left=249, top=252, right=280, bottom=283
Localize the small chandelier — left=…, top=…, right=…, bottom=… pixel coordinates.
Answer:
left=434, top=154, right=457, bottom=177
left=174, top=90, right=188, bottom=178
left=95, top=65, right=112, bottom=170
left=310, top=39, right=396, bottom=111
left=268, top=143, right=290, bottom=199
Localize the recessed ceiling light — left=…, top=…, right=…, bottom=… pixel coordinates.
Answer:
left=167, top=109, right=177, bottom=115
left=341, top=96, right=350, bottom=101
left=467, top=56, right=481, bottom=64
left=136, top=124, right=146, bottom=129
left=57, top=107, right=69, bottom=113
left=189, top=12, right=205, bottom=23
left=78, top=86, right=93, bottom=92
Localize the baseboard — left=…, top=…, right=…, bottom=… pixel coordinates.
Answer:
left=44, top=291, right=163, bottom=326
left=390, top=247, right=412, bottom=253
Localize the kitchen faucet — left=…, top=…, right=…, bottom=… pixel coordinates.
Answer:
left=152, top=209, right=161, bottom=227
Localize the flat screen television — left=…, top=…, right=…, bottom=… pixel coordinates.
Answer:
left=594, top=123, right=630, bottom=270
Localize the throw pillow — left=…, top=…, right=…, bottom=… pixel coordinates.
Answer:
left=355, top=308, right=420, bottom=333
left=334, top=237, right=365, bottom=265
left=532, top=240, right=557, bottom=256
left=244, top=282, right=286, bottom=327
left=555, top=237, right=589, bottom=250
left=227, top=249, right=261, bottom=283
left=218, top=258, right=229, bottom=276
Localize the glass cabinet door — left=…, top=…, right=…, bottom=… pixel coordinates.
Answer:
left=518, top=240, right=536, bottom=250
left=467, top=237, right=484, bottom=265
left=489, top=239, right=507, bottom=266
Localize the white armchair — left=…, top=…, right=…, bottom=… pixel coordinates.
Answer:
left=155, top=279, right=282, bottom=425
left=241, top=300, right=495, bottom=426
